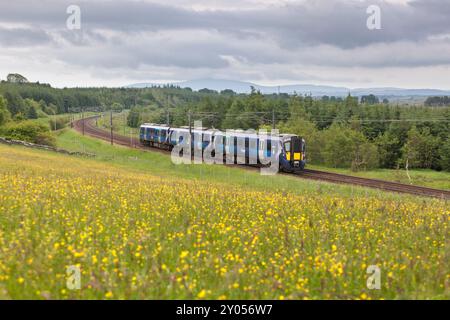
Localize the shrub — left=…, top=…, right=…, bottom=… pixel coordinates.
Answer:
left=321, top=124, right=379, bottom=170
left=0, top=95, right=11, bottom=126
left=49, top=116, right=70, bottom=131
left=0, top=120, right=56, bottom=146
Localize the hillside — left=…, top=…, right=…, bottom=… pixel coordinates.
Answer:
left=128, top=78, right=450, bottom=98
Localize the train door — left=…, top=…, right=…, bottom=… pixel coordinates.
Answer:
left=292, top=137, right=302, bottom=161
left=284, top=141, right=291, bottom=161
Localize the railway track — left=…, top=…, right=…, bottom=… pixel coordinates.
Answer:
left=298, top=169, right=449, bottom=199
left=73, top=116, right=450, bottom=200
left=73, top=115, right=140, bottom=148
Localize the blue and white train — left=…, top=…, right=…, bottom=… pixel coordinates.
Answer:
left=139, top=124, right=306, bottom=172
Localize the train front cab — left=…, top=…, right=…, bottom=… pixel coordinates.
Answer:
left=280, top=136, right=306, bottom=172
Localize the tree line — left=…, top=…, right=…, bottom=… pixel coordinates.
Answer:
left=0, top=78, right=448, bottom=171
left=127, top=88, right=449, bottom=172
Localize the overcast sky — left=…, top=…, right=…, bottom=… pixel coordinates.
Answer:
left=0, top=0, right=449, bottom=89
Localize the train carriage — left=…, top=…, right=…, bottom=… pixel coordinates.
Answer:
left=140, top=124, right=306, bottom=172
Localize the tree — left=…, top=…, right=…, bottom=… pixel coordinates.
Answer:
left=439, top=136, right=450, bottom=171
left=321, top=124, right=378, bottom=170
left=111, top=102, right=123, bottom=111
left=3, top=91, right=26, bottom=116
left=127, top=108, right=141, bottom=128
left=220, top=89, right=236, bottom=95
left=401, top=126, right=440, bottom=169
left=7, top=73, right=28, bottom=83
left=375, top=130, right=401, bottom=168
left=344, top=94, right=358, bottom=108
left=222, top=99, right=246, bottom=129
left=26, top=105, right=38, bottom=119
left=360, top=94, right=379, bottom=105
left=198, top=88, right=217, bottom=94
left=352, top=142, right=379, bottom=171
left=280, top=119, right=323, bottom=164
left=0, top=95, right=11, bottom=126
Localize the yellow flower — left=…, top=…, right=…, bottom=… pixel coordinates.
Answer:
left=180, top=251, right=189, bottom=259
left=197, top=290, right=206, bottom=299
left=105, top=291, right=113, bottom=298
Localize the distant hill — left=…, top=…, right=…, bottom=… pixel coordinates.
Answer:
left=127, top=78, right=450, bottom=98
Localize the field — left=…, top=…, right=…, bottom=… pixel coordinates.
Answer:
left=0, top=142, right=448, bottom=299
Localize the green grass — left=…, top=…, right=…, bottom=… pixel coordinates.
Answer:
left=308, top=164, right=450, bottom=190
left=97, top=110, right=139, bottom=139
left=31, top=112, right=98, bottom=130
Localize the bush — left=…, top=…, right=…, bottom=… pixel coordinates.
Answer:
left=321, top=124, right=379, bottom=171
left=0, top=95, right=11, bottom=126
left=49, top=116, right=70, bottom=131
left=438, top=137, right=450, bottom=171
left=0, top=121, right=56, bottom=146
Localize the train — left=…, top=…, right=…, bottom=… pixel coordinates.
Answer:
left=139, top=124, right=306, bottom=172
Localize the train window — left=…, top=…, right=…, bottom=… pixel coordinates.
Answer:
left=272, top=143, right=278, bottom=154
left=284, top=141, right=291, bottom=152
left=293, top=139, right=301, bottom=153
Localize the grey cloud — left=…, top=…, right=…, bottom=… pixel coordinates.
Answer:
left=0, top=27, right=52, bottom=46
left=0, top=0, right=449, bottom=48
left=1, top=0, right=450, bottom=87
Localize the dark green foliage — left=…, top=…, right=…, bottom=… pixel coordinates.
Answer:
left=26, top=105, right=38, bottom=119
left=439, top=136, right=450, bottom=171
left=0, top=95, right=11, bottom=126
left=49, top=117, right=70, bottom=131
left=127, top=108, right=142, bottom=128
left=220, top=89, right=236, bottom=95
left=424, top=96, right=450, bottom=106
left=3, top=91, right=26, bottom=116
left=321, top=124, right=379, bottom=170
left=401, top=126, right=441, bottom=169
left=361, top=94, right=379, bottom=105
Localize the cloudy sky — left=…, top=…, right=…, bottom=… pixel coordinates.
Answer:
left=0, top=0, right=449, bottom=89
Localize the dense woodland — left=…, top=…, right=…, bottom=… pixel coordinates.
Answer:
left=0, top=79, right=449, bottom=171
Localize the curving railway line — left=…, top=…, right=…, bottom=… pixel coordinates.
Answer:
left=73, top=115, right=450, bottom=200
